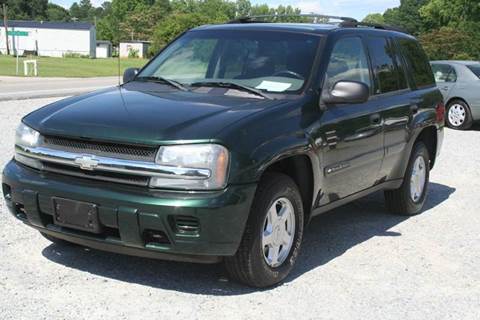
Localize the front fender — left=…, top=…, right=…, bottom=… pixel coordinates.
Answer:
left=217, top=96, right=320, bottom=185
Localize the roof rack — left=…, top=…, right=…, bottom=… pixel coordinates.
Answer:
left=340, top=20, right=409, bottom=34
left=227, top=14, right=409, bottom=34
left=228, top=14, right=358, bottom=24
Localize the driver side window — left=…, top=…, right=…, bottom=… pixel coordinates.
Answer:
left=324, top=37, right=372, bottom=91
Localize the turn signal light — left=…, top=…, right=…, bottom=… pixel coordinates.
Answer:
left=436, top=102, right=445, bottom=123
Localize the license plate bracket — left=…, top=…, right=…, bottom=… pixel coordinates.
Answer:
left=52, top=197, right=101, bottom=233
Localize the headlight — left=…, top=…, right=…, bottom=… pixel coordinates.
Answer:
left=15, top=122, right=40, bottom=147
left=149, top=144, right=229, bottom=190
left=14, top=123, right=43, bottom=170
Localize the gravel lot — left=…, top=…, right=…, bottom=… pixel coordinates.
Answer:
left=0, top=97, right=479, bottom=320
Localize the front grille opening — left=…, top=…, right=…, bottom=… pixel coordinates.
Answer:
left=170, top=215, right=200, bottom=235
left=42, top=136, right=157, bottom=162
left=43, top=162, right=150, bottom=186
left=143, top=229, right=171, bottom=245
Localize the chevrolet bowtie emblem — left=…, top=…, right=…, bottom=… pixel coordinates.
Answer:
left=74, top=155, right=99, bottom=171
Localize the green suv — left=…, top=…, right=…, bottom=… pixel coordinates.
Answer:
left=2, top=16, right=444, bottom=287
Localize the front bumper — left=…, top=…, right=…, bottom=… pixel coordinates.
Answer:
left=2, top=160, right=256, bottom=263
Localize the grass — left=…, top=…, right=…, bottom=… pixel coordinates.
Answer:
left=0, top=55, right=148, bottom=78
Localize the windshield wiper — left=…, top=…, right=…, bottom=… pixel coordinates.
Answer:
left=190, top=81, right=273, bottom=100
left=136, top=76, right=189, bottom=91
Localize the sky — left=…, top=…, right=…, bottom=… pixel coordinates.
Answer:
left=51, top=0, right=400, bottom=21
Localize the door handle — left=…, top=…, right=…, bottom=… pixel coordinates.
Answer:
left=370, top=113, right=381, bottom=124
left=410, top=104, right=419, bottom=114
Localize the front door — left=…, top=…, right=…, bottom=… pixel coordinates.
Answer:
left=312, top=36, right=384, bottom=204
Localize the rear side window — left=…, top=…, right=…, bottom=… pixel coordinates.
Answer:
left=431, top=64, right=457, bottom=82
left=367, top=36, right=407, bottom=94
left=466, top=64, right=480, bottom=79
left=397, top=38, right=435, bottom=88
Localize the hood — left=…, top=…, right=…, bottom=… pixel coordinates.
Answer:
left=24, top=82, right=285, bottom=145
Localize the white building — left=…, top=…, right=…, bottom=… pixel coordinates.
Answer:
left=0, top=20, right=96, bottom=58
left=119, top=41, right=150, bottom=58
left=96, top=40, right=112, bottom=58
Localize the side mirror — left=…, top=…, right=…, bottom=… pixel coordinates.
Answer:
left=322, top=81, right=370, bottom=105
left=123, top=68, right=139, bottom=83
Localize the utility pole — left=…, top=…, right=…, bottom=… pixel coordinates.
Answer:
left=2, top=3, right=10, bottom=55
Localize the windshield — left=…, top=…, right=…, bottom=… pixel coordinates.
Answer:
left=138, top=30, right=320, bottom=94
left=467, top=64, right=480, bottom=79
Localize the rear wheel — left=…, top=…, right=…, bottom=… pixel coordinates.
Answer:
left=446, top=100, right=472, bottom=130
left=225, top=173, right=304, bottom=287
left=385, top=142, right=430, bottom=216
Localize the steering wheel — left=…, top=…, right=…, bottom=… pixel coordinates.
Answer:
left=272, top=70, right=304, bottom=80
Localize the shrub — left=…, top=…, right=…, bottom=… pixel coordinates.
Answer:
left=63, top=51, right=90, bottom=58
left=128, top=48, right=140, bottom=59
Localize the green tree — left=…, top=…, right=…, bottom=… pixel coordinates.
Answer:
left=70, top=0, right=95, bottom=22
left=383, top=0, right=428, bottom=35
left=150, top=12, right=225, bottom=54
left=419, top=26, right=480, bottom=60
left=235, top=0, right=251, bottom=17
left=362, top=13, right=385, bottom=24
left=420, top=0, right=480, bottom=29
left=0, top=0, right=48, bottom=20
left=46, top=3, right=70, bottom=21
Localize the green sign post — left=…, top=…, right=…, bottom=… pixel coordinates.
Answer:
left=7, top=30, right=30, bottom=75
left=7, top=30, right=29, bottom=37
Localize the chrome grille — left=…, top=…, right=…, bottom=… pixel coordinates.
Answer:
left=43, top=162, right=150, bottom=186
left=42, top=136, right=157, bottom=162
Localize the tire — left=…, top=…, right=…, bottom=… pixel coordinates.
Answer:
left=446, top=99, right=473, bottom=130
left=40, top=231, right=75, bottom=246
left=225, top=172, right=304, bottom=287
left=385, top=142, right=430, bottom=216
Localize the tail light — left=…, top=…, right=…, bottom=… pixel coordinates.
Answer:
left=436, top=102, right=445, bottom=123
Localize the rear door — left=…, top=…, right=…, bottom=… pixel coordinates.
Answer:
left=431, top=63, right=457, bottom=101
left=314, top=36, right=384, bottom=203
left=383, top=37, right=437, bottom=179
left=364, top=36, right=413, bottom=181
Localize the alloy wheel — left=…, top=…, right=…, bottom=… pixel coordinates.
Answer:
left=262, top=197, right=296, bottom=268
left=410, top=156, right=427, bottom=202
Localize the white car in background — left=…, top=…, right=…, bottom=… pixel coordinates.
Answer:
left=431, top=60, right=480, bottom=130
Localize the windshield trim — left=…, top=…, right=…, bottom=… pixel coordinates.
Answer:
left=134, top=29, right=324, bottom=97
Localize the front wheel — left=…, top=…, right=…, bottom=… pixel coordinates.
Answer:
left=225, top=173, right=304, bottom=287
left=385, top=142, right=430, bottom=216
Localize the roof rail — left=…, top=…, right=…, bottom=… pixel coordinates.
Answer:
left=339, top=20, right=409, bottom=34
left=228, top=14, right=358, bottom=24
left=227, top=14, right=409, bottom=34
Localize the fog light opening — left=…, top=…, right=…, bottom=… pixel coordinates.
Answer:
left=143, top=229, right=170, bottom=245
left=2, top=183, right=11, bottom=201
left=15, top=203, right=27, bottom=220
